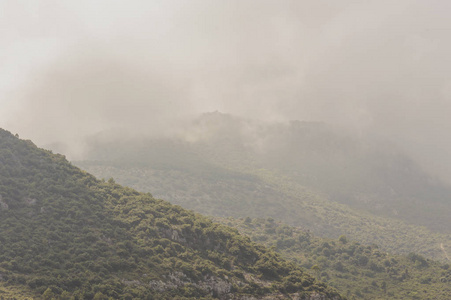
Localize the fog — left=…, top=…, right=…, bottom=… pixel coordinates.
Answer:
left=1, top=0, right=451, bottom=180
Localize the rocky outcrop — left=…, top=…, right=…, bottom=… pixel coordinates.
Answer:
left=146, top=271, right=232, bottom=297
left=0, top=195, right=8, bottom=210
left=24, top=197, right=37, bottom=206
left=161, top=228, right=187, bottom=243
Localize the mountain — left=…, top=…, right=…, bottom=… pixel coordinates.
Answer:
left=76, top=112, right=451, bottom=260
left=221, top=217, right=451, bottom=300
left=0, top=129, right=342, bottom=299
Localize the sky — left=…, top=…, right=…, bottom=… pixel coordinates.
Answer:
left=1, top=0, right=451, bottom=179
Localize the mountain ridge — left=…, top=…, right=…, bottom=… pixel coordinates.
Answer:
left=75, top=113, right=451, bottom=261
left=0, top=128, right=342, bottom=299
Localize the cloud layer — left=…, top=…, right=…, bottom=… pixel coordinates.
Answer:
left=1, top=0, right=451, bottom=178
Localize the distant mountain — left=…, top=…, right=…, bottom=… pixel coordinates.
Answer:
left=76, top=112, right=451, bottom=260
left=222, top=217, right=451, bottom=300
left=181, top=112, right=451, bottom=234
left=0, top=129, right=342, bottom=299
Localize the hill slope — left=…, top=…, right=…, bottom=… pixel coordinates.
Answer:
left=75, top=113, right=451, bottom=260
left=222, top=217, right=451, bottom=300
left=0, top=129, right=342, bottom=299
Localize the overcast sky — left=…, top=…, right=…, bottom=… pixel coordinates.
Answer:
left=1, top=0, right=451, bottom=178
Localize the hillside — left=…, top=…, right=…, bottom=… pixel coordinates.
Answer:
left=185, top=113, right=451, bottom=234
left=221, top=217, right=451, bottom=300
left=77, top=159, right=451, bottom=260
left=0, top=129, right=342, bottom=299
left=75, top=113, right=451, bottom=260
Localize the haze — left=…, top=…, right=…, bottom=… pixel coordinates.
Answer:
left=1, top=0, right=451, bottom=180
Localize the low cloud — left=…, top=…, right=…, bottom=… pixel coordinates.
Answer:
left=2, top=0, right=451, bottom=179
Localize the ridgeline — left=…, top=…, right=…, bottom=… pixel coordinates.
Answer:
left=0, top=128, right=342, bottom=299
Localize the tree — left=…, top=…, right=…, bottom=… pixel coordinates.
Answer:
left=311, top=265, right=320, bottom=279
left=42, top=288, right=55, bottom=300
left=338, top=235, right=348, bottom=244
left=93, top=292, right=108, bottom=300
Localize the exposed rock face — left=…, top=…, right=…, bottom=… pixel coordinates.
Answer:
left=144, top=271, right=340, bottom=300
left=130, top=271, right=232, bottom=298
left=24, top=197, right=37, bottom=205
left=198, top=275, right=232, bottom=296
left=303, top=294, right=341, bottom=300
left=161, top=228, right=187, bottom=243
left=0, top=195, right=8, bottom=210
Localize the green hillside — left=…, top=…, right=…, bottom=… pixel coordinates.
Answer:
left=0, top=129, right=342, bottom=299
left=75, top=113, right=451, bottom=260
left=221, top=217, right=451, bottom=300
left=77, top=160, right=451, bottom=260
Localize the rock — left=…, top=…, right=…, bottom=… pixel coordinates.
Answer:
left=24, top=197, right=37, bottom=205
left=0, top=195, right=8, bottom=210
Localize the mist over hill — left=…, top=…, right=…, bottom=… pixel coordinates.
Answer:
left=3, top=0, right=451, bottom=184
left=2, top=1, right=451, bottom=299
left=76, top=112, right=451, bottom=261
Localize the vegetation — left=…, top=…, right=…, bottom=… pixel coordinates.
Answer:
left=75, top=113, right=451, bottom=261
left=0, top=128, right=342, bottom=299
left=221, top=217, right=451, bottom=300
left=79, top=158, right=451, bottom=261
